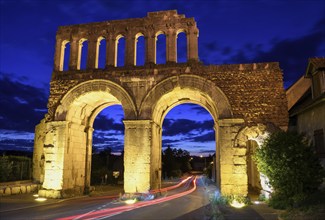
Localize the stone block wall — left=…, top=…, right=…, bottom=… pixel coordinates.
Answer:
left=0, top=181, right=40, bottom=196
left=47, top=62, right=288, bottom=129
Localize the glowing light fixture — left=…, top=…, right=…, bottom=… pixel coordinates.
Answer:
left=33, top=194, right=39, bottom=197
left=124, top=199, right=137, bottom=205
left=35, top=197, right=47, bottom=202
left=230, top=200, right=245, bottom=209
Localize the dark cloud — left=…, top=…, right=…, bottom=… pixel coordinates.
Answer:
left=221, top=46, right=232, bottom=56
left=189, top=105, right=211, bottom=116
left=162, top=119, right=214, bottom=136
left=197, top=149, right=215, bottom=155
left=92, top=130, right=124, bottom=153
left=0, top=73, right=48, bottom=132
left=257, top=33, right=323, bottom=84
left=162, top=139, right=180, bottom=146
left=0, top=138, right=33, bottom=152
left=312, top=16, right=325, bottom=32
left=188, top=131, right=215, bottom=143
left=224, top=17, right=325, bottom=87
left=204, top=42, right=219, bottom=52
left=93, top=115, right=124, bottom=134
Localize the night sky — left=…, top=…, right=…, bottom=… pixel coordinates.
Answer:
left=0, top=0, right=324, bottom=155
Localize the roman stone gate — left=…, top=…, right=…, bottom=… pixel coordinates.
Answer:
left=33, top=10, right=288, bottom=198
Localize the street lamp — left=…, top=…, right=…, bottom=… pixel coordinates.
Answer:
left=200, top=155, right=206, bottom=171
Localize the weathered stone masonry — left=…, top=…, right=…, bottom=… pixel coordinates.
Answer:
left=33, top=10, right=288, bottom=198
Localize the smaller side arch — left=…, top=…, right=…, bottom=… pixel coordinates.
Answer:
left=234, top=123, right=280, bottom=198
left=235, top=123, right=279, bottom=147
left=59, top=40, right=70, bottom=71
left=96, top=36, right=106, bottom=69
left=155, top=30, right=166, bottom=37
left=176, top=29, right=187, bottom=35
left=135, top=32, right=145, bottom=66
left=77, top=38, right=88, bottom=70
left=115, top=34, right=126, bottom=66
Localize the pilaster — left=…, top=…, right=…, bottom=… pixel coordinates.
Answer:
left=33, top=119, right=46, bottom=183
left=54, top=38, right=63, bottom=71
left=123, top=120, right=154, bottom=193
left=84, top=127, right=94, bottom=193
left=187, top=27, right=199, bottom=62
left=145, top=35, right=156, bottom=64
left=106, top=38, right=116, bottom=67
left=69, top=38, right=79, bottom=70
left=125, top=36, right=136, bottom=66
left=218, top=118, right=247, bottom=196
left=39, top=121, right=69, bottom=198
left=87, top=38, right=98, bottom=69
left=38, top=121, right=88, bottom=198
left=166, top=30, right=177, bottom=63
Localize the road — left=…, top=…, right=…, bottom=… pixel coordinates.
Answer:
left=0, top=176, right=217, bottom=220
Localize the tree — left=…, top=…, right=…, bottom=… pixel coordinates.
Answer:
left=254, top=131, right=325, bottom=208
left=162, top=146, right=191, bottom=178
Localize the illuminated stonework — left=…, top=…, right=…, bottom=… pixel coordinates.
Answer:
left=33, top=10, right=288, bottom=198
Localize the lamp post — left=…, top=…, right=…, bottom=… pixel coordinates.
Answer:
left=200, top=155, right=206, bottom=171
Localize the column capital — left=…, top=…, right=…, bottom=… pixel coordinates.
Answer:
left=123, top=119, right=153, bottom=127
left=84, top=126, right=94, bottom=133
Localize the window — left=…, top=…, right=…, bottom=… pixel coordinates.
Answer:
left=97, top=37, right=106, bottom=69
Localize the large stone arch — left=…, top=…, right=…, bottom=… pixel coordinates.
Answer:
left=54, top=79, right=137, bottom=123
left=139, top=74, right=233, bottom=123
left=35, top=80, right=136, bottom=198
left=123, top=74, right=234, bottom=193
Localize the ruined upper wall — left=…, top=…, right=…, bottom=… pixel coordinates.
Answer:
left=48, top=62, right=289, bottom=129
left=54, top=10, right=199, bottom=71
left=47, top=11, right=288, bottom=129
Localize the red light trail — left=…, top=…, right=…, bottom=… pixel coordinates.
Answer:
left=58, top=176, right=197, bottom=220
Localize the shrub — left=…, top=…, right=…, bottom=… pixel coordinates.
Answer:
left=254, top=131, right=325, bottom=209
left=0, top=155, right=31, bottom=182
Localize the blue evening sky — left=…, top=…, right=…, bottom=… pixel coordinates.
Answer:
left=0, top=0, right=324, bottom=155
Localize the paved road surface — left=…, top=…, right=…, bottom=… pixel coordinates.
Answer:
left=0, top=176, right=215, bottom=220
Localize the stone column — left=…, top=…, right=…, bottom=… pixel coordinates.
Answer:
left=106, top=37, right=116, bottom=67
left=150, top=122, right=162, bottom=189
left=124, top=120, right=153, bottom=193
left=38, top=121, right=69, bottom=199
left=187, top=28, right=199, bottom=62
left=33, top=119, right=46, bottom=183
left=84, top=127, right=94, bottom=193
left=76, top=40, right=84, bottom=70
left=37, top=121, right=88, bottom=198
left=69, top=38, right=79, bottom=70
left=145, top=35, right=156, bottom=64
left=125, top=36, right=136, bottom=66
left=214, top=123, right=221, bottom=190
left=218, top=118, right=247, bottom=196
left=62, top=122, right=87, bottom=196
left=166, top=30, right=177, bottom=63
left=54, top=38, right=63, bottom=71
left=87, top=38, right=98, bottom=69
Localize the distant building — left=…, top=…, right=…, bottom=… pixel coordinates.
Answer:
left=287, top=58, right=325, bottom=166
